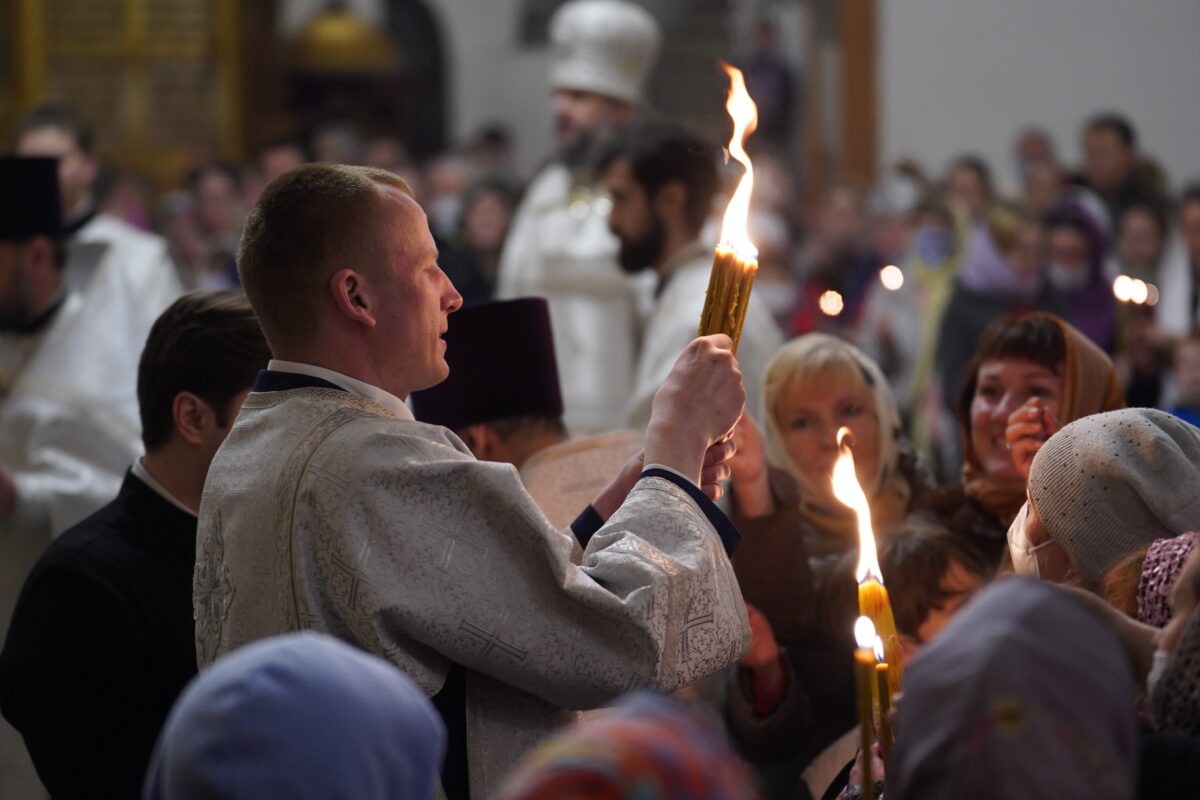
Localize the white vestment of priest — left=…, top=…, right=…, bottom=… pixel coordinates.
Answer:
left=626, top=242, right=783, bottom=428
left=195, top=384, right=749, bottom=799
left=497, top=164, right=647, bottom=434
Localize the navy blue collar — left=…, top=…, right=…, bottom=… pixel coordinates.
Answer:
left=252, top=369, right=346, bottom=393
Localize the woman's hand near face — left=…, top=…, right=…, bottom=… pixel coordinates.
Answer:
left=729, top=414, right=774, bottom=518
left=1005, top=397, right=1061, bottom=479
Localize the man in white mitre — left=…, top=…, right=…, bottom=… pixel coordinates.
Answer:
left=496, top=0, right=660, bottom=434
left=0, top=157, right=169, bottom=797
left=195, top=163, right=751, bottom=799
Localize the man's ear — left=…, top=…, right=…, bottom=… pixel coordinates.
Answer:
left=329, top=268, right=377, bottom=328
left=172, top=392, right=212, bottom=446
left=81, top=155, right=100, bottom=193
left=23, top=235, right=56, bottom=272
left=655, top=180, right=687, bottom=222
left=459, top=423, right=502, bottom=461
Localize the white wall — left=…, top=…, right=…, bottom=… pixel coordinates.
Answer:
left=433, top=0, right=556, bottom=176
left=880, top=0, right=1200, bottom=193
left=280, top=0, right=556, bottom=175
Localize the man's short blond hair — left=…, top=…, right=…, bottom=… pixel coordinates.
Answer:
left=237, top=163, right=412, bottom=353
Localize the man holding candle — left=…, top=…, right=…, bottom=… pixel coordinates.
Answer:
left=599, top=121, right=783, bottom=427
left=195, top=163, right=752, bottom=799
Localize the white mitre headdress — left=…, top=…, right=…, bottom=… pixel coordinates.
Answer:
left=548, top=0, right=661, bottom=104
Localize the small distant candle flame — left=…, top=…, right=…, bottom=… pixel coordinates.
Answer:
left=717, top=62, right=758, bottom=262
left=818, top=289, right=845, bottom=316
left=880, top=265, right=904, bottom=291
left=874, top=636, right=885, bottom=662
left=855, top=616, right=877, bottom=649
left=832, top=427, right=883, bottom=583
left=1113, top=275, right=1133, bottom=302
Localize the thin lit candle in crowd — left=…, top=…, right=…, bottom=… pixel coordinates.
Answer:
left=874, top=635, right=893, bottom=771
left=854, top=616, right=877, bottom=800
left=832, top=427, right=905, bottom=694
left=698, top=63, right=759, bottom=353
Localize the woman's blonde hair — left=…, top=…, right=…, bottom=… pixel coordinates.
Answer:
left=761, top=334, right=908, bottom=534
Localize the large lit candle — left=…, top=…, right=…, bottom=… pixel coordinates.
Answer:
left=698, top=63, right=759, bottom=353
left=854, top=616, right=877, bottom=800
left=832, top=427, right=905, bottom=694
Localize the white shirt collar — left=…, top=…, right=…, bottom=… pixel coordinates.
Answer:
left=267, top=359, right=414, bottom=420
left=131, top=458, right=197, bottom=518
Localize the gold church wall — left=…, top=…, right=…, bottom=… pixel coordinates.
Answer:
left=3, top=0, right=245, bottom=191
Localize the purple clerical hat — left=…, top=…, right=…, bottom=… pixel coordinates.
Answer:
left=411, top=297, right=563, bottom=429
left=0, top=157, right=61, bottom=241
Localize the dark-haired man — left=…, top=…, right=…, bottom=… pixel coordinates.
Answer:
left=0, top=291, right=270, bottom=798
left=600, top=122, right=782, bottom=426
left=1077, top=112, right=1167, bottom=225
left=197, top=163, right=750, bottom=799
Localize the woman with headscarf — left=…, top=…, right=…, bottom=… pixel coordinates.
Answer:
left=1100, top=531, right=1199, bottom=626
left=891, top=578, right=1141, bottom=800
left=144, top=632, right=445, bottom=800
left=725, top=334, right=930, bottom=782
left=1010, top=408, right=1200, bottom=587
left=494, top=692, right=760, bottom=800
left=917, top=312, right=1123, bottom=565
left=729, top=333, right=929, bottom=641
left=1116, top=544, right=1200, bottom=797
left=1043, top=204, right=1116, bottom=351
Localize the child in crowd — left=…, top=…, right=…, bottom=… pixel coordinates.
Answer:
left=879, top=513, right=997, bottom=656
left=1168, top=331, right=1200, bottom=427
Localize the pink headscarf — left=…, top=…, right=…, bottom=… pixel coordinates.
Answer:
left=1137, top=532, right=1200, bottom=627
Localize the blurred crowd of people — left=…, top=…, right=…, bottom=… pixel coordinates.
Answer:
left=0, top=0, right=1199, bottom=798
left=80, top=100, right=1200, bottom=484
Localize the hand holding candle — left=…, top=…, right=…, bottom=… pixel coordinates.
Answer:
left=698, top=63, right=759, bottom=354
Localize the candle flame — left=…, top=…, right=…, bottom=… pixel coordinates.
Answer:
left=717, top=62, right=758, bottom=262
left=874, top=636, right=885, bottom=662
left=832, top=427, right=883, bottom=583
left=854, top=616, right=876, bottom=649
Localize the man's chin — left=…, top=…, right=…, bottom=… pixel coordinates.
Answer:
left=617, top=257, right=651, bottom=275
left=415, top=363, right=451, bottom=393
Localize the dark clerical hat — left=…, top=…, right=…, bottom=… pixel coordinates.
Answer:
left=0, top=157, right=61, bottom=241
left=411, top=297, right=564, bottom=430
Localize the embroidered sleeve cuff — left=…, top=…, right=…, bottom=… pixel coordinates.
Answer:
left=640, top=467, right=741, bottom=557
left=570, top=504, right=605, bottom=548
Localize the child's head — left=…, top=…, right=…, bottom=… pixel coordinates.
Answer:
left=881, top=513, right=996, bottom=655
left=1173, top=331, right=1200, bottom=407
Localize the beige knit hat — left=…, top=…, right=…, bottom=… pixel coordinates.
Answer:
left=1028, top=408, right=1200, bottom=583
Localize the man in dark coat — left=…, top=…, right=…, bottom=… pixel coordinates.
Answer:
left=0, top=290, right=270, bottom=798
